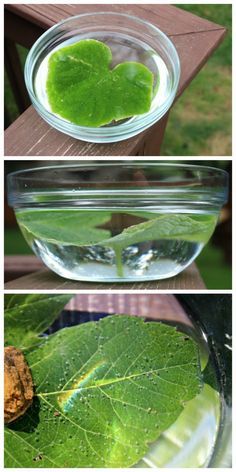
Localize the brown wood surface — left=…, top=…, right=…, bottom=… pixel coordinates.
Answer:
left=4, top=256, right=205, bottom=290
left=4, top=255, right=44, bottom=282
left=5, top=4, right=225, bottom=37
left=4, top=4, right=226, bottom=156
left=5, top=9, right=44, bottom=49
left=65, top=294, right=192, bottom=325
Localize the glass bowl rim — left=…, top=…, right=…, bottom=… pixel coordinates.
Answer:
left=8, top=163, right=229, bottom=210
left=24, top=11, right=181, bottom=136
left=7, top=162, right=229, bottom=180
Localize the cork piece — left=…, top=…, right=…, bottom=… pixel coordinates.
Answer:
left=4, top=346, right=34, bottom=424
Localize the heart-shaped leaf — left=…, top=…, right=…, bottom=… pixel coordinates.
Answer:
left=46, top=39, right=154, bottom=127
left=5, top=311, right=202, bottom=468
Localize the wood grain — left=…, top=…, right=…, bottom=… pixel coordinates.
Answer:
left=65, top=294, right=192, bottom=325
left=5, top=4, right=225, bottom=37
left=4, top=4, right=226, bottom=156
left=4, top=255, right=44, bottom=282
left=4, top=256, right=205, bottom=290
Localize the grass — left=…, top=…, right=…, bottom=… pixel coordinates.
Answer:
left=197, top=244, right=231, bottom=290
left=5, top=228, right=33, bottom=255
left=162, top=4, right=232, bottom=156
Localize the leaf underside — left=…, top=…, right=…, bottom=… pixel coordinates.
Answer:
left=5, top=315, right=202, bottom=468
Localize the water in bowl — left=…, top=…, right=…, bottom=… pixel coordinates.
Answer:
left=15, top=194, right=218, bottom=282
left=34, top=32, right=171, bottom=124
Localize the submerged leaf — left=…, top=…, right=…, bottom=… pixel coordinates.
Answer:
left=16, top=210, right=217, bottom=278
left=16, top=209, right=217, bottom=248
left=17, top=210, right=111, bottom=246
left=46, top=39, right=154, bottom=127
left=103, top=213, right=217, bottom=248
left=5, top=315, right=202, bottom=467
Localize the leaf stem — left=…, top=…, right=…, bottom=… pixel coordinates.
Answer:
left=114, top=247, right=124, bottom=278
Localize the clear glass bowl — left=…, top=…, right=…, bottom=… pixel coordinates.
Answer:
left=7, top=163, right=228, bottom=283
left=24, top=12, right=180, bottom=143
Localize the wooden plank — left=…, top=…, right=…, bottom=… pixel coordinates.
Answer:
left=4, top=26, right=226, bottom=156
left=38, top=295, right=192, bottom=331
left=4, top=255, right=44, bottom=282
left=64, top=294, right=192, bottom=324
left=5, top=9, right=44, bottom=48
left=5, top=4, right=225, bottom=37
left=4, top=107, right=170, bottom=156
left=4, top=259, right=205, bottom=290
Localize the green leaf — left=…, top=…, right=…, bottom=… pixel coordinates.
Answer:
left=100, top=214, right=216, bottom=277
left=5, top=315, right=202, bottom=468
left=46, top=39, right=154, bottom=127
left=17, top=210, right=111, bottom=246
left=17, top=210, right=217, bottom=247
left=5, top=294, right=72, bottom=350
left=103, top=213, right=217, bottom=249
left=137, top=382, right=220, bottom=468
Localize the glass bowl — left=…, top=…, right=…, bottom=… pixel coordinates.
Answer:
left=24, top=12, right=180, bottom=143
left=7, top=163, right=228, bottom=283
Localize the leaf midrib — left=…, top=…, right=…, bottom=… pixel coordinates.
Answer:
left=36, top=362, right=196, bottom=397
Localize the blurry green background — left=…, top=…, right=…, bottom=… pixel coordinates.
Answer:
left=5, top=160, right=232, bottom=289
left=163, top=4, right=232, bottom=156
left=5, top=4, right=232, bottom=155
